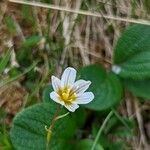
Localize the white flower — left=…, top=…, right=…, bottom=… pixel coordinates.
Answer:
left=50, top=67, right=94, bottom=112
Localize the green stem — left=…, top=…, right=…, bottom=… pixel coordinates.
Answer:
left=45, top=106, right=70, bottom=150
left=46, top=128, right=52, bottom=150
left=46, top=105, right=60, bottom=150
left=91, top=111, right=113, bottom=150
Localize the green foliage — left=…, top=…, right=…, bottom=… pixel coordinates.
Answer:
left=21, top=5, right=35, bottom=25
left=123, top=79, right=150, bottom=100
left=21, top=35, right=42, bottom=49
left=144, top=0, right=150, bottom=13
left=10, top=103, right=76, bottom=150
left=113, top=25, right=150, bottom=79
left=0, top=62, right=38, bottom=88
left=76, top=139, right=104, bottom=150
left=0, top=130, right=13, bottom=150
left=42, top=84, right=53, bottom=103
left=16, top=35, right=42, bottom=66
left=0, top=111, right=14, bottom=150
left=8, top=67, right=21, bottom=78
left=5, top=16, right=16, bottom=34
left=70, top=108, right=87, bottom=128
left=113, top=24, right=150, bottom=101
left=78, top=65, right=123, bottom=111
left=106, top=116, right=135, bottom=138
left=0, top=50, right=11, bottom=74
left=100, top=137, right=126, bottom=150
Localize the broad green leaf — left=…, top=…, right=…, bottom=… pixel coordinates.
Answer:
left=113, top=25, right=150, bottom=79
left=123, top=79, right=150, bottom=100
left=10, top=103, right=76, bottom=150
left=79, top=65, right=123, bottom=111
left=75, top=139, right=104, bottom=150
left=70, top=108, right=87, bottom=128
left=0, top=50, right=11, bottom=74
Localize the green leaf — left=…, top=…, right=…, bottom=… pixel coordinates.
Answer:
left=70, top=108, right=87, bottom=128
left=104, top=116, right=135, bottom=138
left=113, top=25, right=150, bottom=79
left=42, top=85, right=53, bottom=103
left=10, top=103, right=76, bottom=150
left=79, top=65, right=123, bottom=111
left=98, top=136, right=126, bottom=150
left=17, top=35, right=42, bottom=66
left=0, top=50, right=11, bottom=74
left=107, top=141, right=126, bottom=150
left=21, top=5, right=35, bottom=25
left=5, top=16, right=16, bottom=34
left=0, top=62, right=38, bottom=88
left=123, top=79, right=150, bottom=100
left=76, top=139, right=104, bottom=150
left=21, top=35, right=42, bottom=49
left=113, top=127, right=133, bottom=138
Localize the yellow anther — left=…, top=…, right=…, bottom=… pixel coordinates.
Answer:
left=58, top=87, right=77, bottom=103
left=62, top=93, right=69, bottom=100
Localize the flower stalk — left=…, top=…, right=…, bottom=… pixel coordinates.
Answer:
left=45, top=105, right=60, bottom=150
left=45, top=67, right=94, bottom=149
left=45, top=105, right=70, bottom=150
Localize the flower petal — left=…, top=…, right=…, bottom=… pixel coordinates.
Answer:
left=61, top=67, right=76, bottom=87
left=50, top=91, right=64, bottom=105
left=51, top=76, right=61, bottom=92
left=64, top=103, right=79, bottom=112
left=76, top=92, right=94, bottom=104
left=72, top=80, right=91, bottom=94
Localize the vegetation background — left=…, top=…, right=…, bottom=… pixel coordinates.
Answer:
left=0, top=0, right=150, bottom=150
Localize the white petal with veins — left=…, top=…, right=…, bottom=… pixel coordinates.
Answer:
left=61, top=67, right=76, bottom=87
left=72, top=80, right=91, bottom=94
left=64, top=103, right=79, bottom=112
left=50, top=91, right=64, bottom=105
left=76, top=92, right=94, bottom=104
left=51, top=76, right=61, bottom=92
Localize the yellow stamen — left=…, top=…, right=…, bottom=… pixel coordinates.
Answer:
left=62, top=93, right=69, bottom=100
left=58, top=87, right=77, bottom=104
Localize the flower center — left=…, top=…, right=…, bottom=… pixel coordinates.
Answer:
left=58, top=87, right=77, bottom=104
